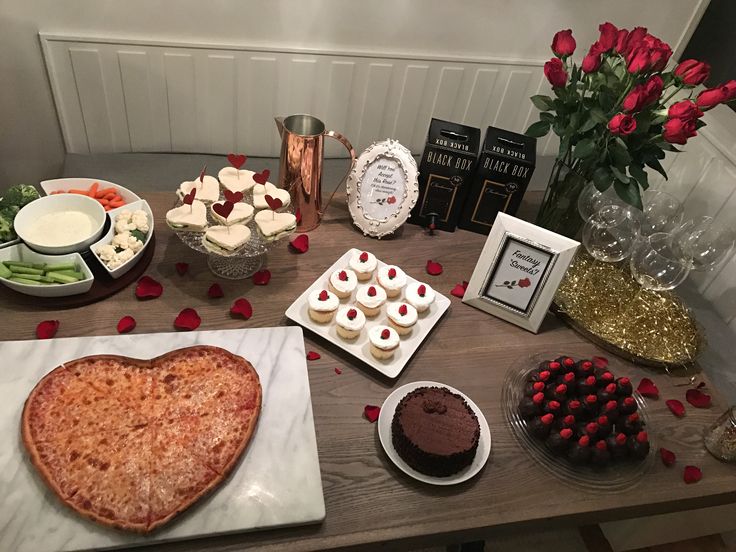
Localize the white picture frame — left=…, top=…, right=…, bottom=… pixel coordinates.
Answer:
left=463, top=213, right=579, bottom=333
left=346, top=139, right=419, bottom=238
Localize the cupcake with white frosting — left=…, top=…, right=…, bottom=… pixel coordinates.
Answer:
left=405, top=282, right=436, bottom=313
left=349, top=250, right=377, bottom=281
left=386, top=302, right=418, bottom=336
left=355, top=284, right=387, bottom=317
left=335, top=306, right=366, bottom=340
left=369, top=325, right=400, bottom=360
left=307, top=289, right=339, bottom=323
left=377, top=265, right=407, bottom=298
left=328, top=268, right=357, bottom=299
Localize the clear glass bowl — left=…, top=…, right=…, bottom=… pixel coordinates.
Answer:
left=172, top=190, right=295, bottom=279
left=501, top=350, right=656, bottom=492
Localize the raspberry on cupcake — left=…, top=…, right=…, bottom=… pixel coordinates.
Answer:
left=349, top=250, right=377, bottom=281
left=328, top=268, right=357, bottom=299
left=307, top=289, right=339, bottom=323
left=405, top=282, right=436, bottom=313
left=386, top=302, right=417, bottom=336
left=369, top=325, right=400, bottom=360
left=356, top=284, right=387, bottom=317
left=335, top=306, right=365, bottom=340
left=377, top=265, right=407, bottom=298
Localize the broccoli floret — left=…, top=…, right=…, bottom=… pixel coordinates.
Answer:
left=0, top=213, right=15, bottom=242
left=0, top=184, right=39, bottom=208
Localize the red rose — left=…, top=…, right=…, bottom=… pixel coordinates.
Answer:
left=608, top=113, right=637, bottom=136
left=597, top=22, right=618, bottom=51
left=544, top=57, right=568, bottom=88
left=626, top=47, right=650, bottom=74
left=386, top=195, right=396, bottom=204
left=724, top=80, right=736, bottom=101
left=622, top=86, right=646, bottom=113
left=518, top=278, right=531, bottom=288
left=581, top=42, right=605, bottom=73
left=668, top=100, right=703, bottom=122
left=696, top=85, right=729, bottom=110
left=642, top=35, right=672, bottom=71
left=643, top=75, right=664, bottom=104
left=663, top=117, right=697, bottom=145
left=622, top=26, right=648, bottom=56
left=551, top=29, right=576, bottom=57
left=674, top=59, right=710, bottom=86
left=614, top=29, right=629, bottom=53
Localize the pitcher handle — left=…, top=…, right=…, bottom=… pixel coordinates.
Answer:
left=321, top=130, right=356, bottom=215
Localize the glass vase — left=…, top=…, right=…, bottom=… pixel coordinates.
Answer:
left=536, top=159, right=589, bottom=239
left=704, top=406, right=736, bottom=463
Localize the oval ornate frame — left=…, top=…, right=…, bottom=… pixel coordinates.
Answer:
left=346, top=139, right=419, bottom=239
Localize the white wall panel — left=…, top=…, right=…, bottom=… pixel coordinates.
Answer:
left=69, top=48, right=115, bottom=154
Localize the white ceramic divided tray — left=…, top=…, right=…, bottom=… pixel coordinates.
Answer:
left=0, top=327, right=325, bottom=552
left=285, top=248, right=451, bottom=378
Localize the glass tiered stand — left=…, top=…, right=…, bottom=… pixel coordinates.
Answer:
left=172, top=191, right=294, bottom=279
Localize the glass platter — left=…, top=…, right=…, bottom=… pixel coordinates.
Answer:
left=501, top=350, right=656, bottom=492
left=172, top=189, right=294, bottom=279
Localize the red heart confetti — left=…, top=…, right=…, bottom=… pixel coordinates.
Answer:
left=290, top=234, right=309, bottom=253
left=592, top=356, right=608, bottom=370
left=36, top=320, right=59, bottom=339
left=252, top=269, right=271, bottom=285
left=199, top=165, right=207, bottom=183
left=116, top=316, right=136, bottom=334
left=364, top=405, right=380, bottom=423
left=223, top=189, right=244, bottom=203
left=208, top=283, right=224, bottom=298
left=637, top=378, right=659, bottom=399
left=212, top=200, right=234, bottom=220
left=450, top=281, right=469, bottom=298
left=135, top=276, right=163, bottom=299
left=418, top=284, right=426, bottom=297
left=183, top=188, right=196, bottom=205
left=683, top=465, right=702, bottom=484
left=318, top=290, right=329, bottom=301
left=264, top=194, right=283, bottom=211
left=334, top=367, right=342, bottom=375
left=174, top=308, right=201, bottom=331
left=666, top=399, right=686, bottom=417
left=367, top=286, right=377, bottom=297
left=659, top=447, right=676, bottom=467
left=230, top=298, right=253, bottom=319
left=175, top=262, right=189, bottom=276
left=306, top=351, right=321, bottom=361
left=381, top=328, right=390, bottom=339
left=227, top=153, right=247, bottom=170
left=685, top=388, right=712, bottom=409
left=295, top=208, right=302, bottom=224
left=426, top=260, right=443, bottom=276
left=253, top=169, right=270, bottom=185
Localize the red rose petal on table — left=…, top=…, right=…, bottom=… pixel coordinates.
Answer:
left=450, top=281, right=469, bottom=298
left=36, top=320, right=59, bottom=339
left=116, top=316, right=136, bottom=334
left=175, top=262, right=189, bottom=276
left=227, top=153, right=247, bottom=170
left=174, top=308, right=201, bottom=331
left=290, top=234, right=309, bottom=253
left=686, top=388, right=712, bottom=408
left=230, top=298, right=253, bottom=319
left=207, top=283, right=224, bottom=298
left=306, top=351, right=321, bottom=361
left=666, top=399, right=686, bottom=417
left=684, top=465, right=702, bottom=484
left=426, top=260, right=443, bottom=276
left=659, top=447, right=676, bottom=467
left=364, top=405, right=380, bottom=423
left=334, top=367, right=343, bottom=375
left=592, top=356, right=608, bottom=369
left=637, top=378, right=659, bottom=399
left=135, top=275, right=163, bottom=299
left=295, top=208, right=302, bottom=224
left=252, top=269, right=271, bottom=285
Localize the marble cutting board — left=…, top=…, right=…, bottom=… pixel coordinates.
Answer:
left=0, top=327, right=325, bottom=552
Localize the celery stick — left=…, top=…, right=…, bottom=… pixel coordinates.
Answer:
left=9, top=277, right=44, bottom=285
left=9, top=265, right=44, bottom=275
left=40, top=276, right=56, bottom=283
left=54, top=270, right=84, bottom=280
left=32, top=263, right=46, bottom=270
left=10, top=273, right=44, bottom=281
left=44, top=262, right=78, bottom=272
left=0, top=263, right=11, bottom=279
left=4, top=261, right=33, bottom=268
left=46, top=272, right=77, bottom=284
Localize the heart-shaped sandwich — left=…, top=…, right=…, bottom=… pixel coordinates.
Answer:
left=178, top=175, right=220, bottom=203
left=253, top=182, right=290, bottom=210
left=210, top=200, right=254, bottom=226
left=166, top=199, right=208, bottom=231
left=218, top=167, right=258, bottom=194
left=203, top=224, right=252, bottom=254
left=254, top=209, right=297, bottom=241
left=21, top=346, right=261, bottom=533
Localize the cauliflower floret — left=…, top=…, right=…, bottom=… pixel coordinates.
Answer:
left=95, top=244, right=116, bottom=261
left=115, top=210, right=132, bottom=223
left=131, top=211, right=149, bottom=233
left=112, top=231, right=131, bottom=250
left=115, top=219, right=136, bottom=233
left=107, top=256, right=124, bottom=269
left=127, top=235, right=144, bottom=253
left=115, top=249, right=135, bottom=264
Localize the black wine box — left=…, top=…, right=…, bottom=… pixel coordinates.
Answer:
left=410, top=118, right=480, bottom=232
left=458, top=127, right=536, bottom=234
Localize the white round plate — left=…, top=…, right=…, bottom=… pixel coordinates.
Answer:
left=377, top=380, right=491, bottom=485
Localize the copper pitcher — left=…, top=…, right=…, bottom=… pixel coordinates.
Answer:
left=275, top=114, right=355, bottom=232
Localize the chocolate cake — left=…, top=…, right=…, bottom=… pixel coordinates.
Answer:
left=392, top=386, right=480, bottom=477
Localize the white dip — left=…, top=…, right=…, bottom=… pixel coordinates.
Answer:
left=25, top=211, right=98, bottom=246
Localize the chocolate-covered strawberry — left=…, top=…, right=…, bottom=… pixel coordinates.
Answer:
left=619, top=396, right=638, bottom=416
left=565, top=399, right=583, bottom=417
left=582, top=394, right=599, bottom=417
left=544, top=399, right=562, bottom=417
left=557, top=414, right=577, bottom=431
left=591, top=439, right=611, bottom=466
left=619, top=412, right=643, bottom=435
left=524, top=380, right=547, bottom=397
left=575, top=359, right=595, bottom=378
left=606, top=432, right=628, bottom=459
left=597, top=371, right=615, bottom=388
left=530, top=370, right=553, bottom=384
left=519, top=392, right=545, bottom=419
left=551, top=384, right=568, bottom=402
left=577, top=376, right=597, bottom=396
left=560, top=356, right=576, bottom=373
left=597, top=383, right=617, bottom=403
left=547, top=428, right=574, bottom=455
left=547, top=360, right=563, bottom=377
left=568, top=435, right=592, bottom=464
left=616, top=377, right=633, bottom=397
left=529, top=413, right=555, bottom=438
left=580, top=421, right=599, bottom=440
left=558, top=371, right=576, bottom=388
left=596, top=415, right=613, bottom=439
left=601, top=400, right=620, bottom=423
left=628, top=431, right=650, bottom=459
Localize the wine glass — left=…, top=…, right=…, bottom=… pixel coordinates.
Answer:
left=582, top=204, right=639, bottom=263
left=639, top=190, right=684, bottom=236
left=629, top=233, right=691, bottom=292
left=673, top=216, right=736, bottom=271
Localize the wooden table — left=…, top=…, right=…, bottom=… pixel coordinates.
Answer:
left=2, top=192, right=735, bottom=552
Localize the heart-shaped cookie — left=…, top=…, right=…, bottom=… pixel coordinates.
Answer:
left=179, top=175, right=220, bottom=203
left=166, top=199, right=208, bottom=231
left=218, top=167, right=257, bottom=193
left=204, top=224, right=252, bottom=253
left=210, top=201, right=254, bottom=226
left=253, top=182, right=290, bottom=210
left=21, top=346, right=261, bottom=533
left=254, top=209, right=297, bottom=241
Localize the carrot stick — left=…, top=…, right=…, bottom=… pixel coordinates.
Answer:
left=103, top=192, right=117, bottom=200
left=68, top=189, right=88, bottom=194
left=109, top=201, right=125, bottom=208
left=98, top=198, right=110, bottom=206
left=88, top=182, right=99, bottom=197
left=104, top=205, right=112, bottom=211
left=96, top=187, right=116, bottom=198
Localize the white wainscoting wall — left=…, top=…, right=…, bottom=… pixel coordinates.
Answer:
left=41, top=34, right=735, bottom=325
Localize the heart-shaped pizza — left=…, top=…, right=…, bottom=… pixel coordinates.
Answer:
left=22, top=346, right=261, bottom=533
left=253, top=182, right=290, bottom=210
